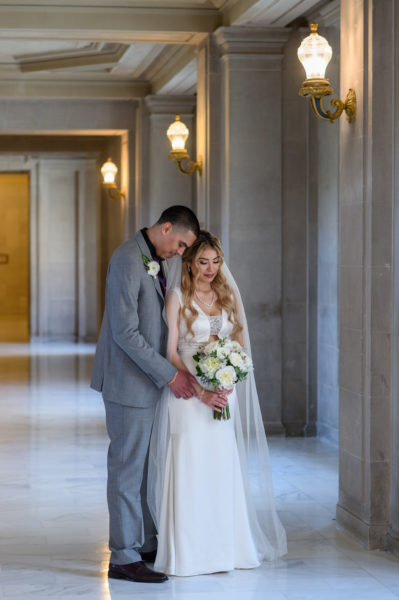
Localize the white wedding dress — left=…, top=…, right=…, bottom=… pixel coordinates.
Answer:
left=151, top=288, right=286, bottom=576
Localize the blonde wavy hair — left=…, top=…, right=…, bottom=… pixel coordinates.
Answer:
left=181, top=230, right=242, bottom=340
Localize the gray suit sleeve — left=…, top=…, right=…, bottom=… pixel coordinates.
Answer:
left=106, top=253, right=177, bottom=389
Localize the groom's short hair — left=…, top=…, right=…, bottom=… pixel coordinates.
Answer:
left=157, top=205, right=200, bottom=237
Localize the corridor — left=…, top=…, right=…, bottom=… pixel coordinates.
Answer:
left=0, top=343, right=398, bottom=599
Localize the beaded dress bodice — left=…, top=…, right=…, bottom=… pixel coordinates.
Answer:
left=209, top=315, right=223, bottom=336
left=170, top=288, right=233, bottom=355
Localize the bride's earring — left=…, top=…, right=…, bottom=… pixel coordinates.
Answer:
left=187, top=265, right=191, bottom=274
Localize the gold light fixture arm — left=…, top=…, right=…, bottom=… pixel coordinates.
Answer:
left=104, top=183, right=125, bottom=200
left=169, top=149, right=202, bottom=176
left=307, top=88, right=357, bottom=123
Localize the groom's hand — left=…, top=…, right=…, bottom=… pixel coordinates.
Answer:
left=168, top=371, right=197, bottom=399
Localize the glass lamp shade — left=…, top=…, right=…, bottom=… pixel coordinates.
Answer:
left=167, top=115, right=189, bottom=151
left=297, top=23, right=332, bottom=80
left=101, top=158, right=118, bottom=184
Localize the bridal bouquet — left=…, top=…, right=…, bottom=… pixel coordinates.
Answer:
left=193, top=338, right=253, bottom=421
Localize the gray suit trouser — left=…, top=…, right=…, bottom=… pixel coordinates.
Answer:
left=103, top=399, right=157, bottom=564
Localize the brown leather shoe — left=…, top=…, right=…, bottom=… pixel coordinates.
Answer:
left=108, top=561, right=168, bottom=583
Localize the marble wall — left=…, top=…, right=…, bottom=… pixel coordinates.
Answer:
left=212, top=26, right=290, bottom=433
left=281, top=29, right=311, bottom=437
left=389, top=0, right=399, bottom=560
left=280, top=13, right=340, bottom=442
left=316, top=18, right=340, bottom=446
left=336, top=0, right=396, bottom=551
left=196, top=36, right=222, bottom=234
left=37, top=158, right=98, bottom=341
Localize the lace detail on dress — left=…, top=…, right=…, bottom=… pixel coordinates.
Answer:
left=209, top=315, right=222, bottom=336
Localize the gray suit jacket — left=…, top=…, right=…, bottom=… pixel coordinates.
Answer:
left=90, top=231, right=177, bottom=408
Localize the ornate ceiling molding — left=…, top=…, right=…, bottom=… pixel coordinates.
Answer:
left=214, top=25, right=290, bottom=55
left=17, top=43, right=128, bottom=73
left=0, top=1, right=230, bottom=7
left=0, top=6, right=222, bottom=41
left=145, top=93, right=196, bottom=114
left=224, top=0, right=323, bottom=27
left=0, top=79, right=151, bottom=99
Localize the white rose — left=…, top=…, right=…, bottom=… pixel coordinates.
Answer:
left=222, top=339, right=233, bottom=351
left=229, top=352, right=244, bottom=369
left=229, top=341, right=242, bottom=352
left=215, top=365, right=237, bottom=389
left=201, top=356, right=221, bottom=378
left=204, top=341, right=219, bottom=354
left=216, top=346, right=229, bottom=359
left=147, top=261, right=160, bottom=278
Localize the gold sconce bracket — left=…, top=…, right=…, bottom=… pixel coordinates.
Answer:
left=104, top=183, right=125, bottom=200
left=168, top=149, right=202, bottom=176
left=300, top=83, right=356, bottom=123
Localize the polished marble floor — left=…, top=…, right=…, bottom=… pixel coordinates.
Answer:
left=0, top=343, right=398, bottom=600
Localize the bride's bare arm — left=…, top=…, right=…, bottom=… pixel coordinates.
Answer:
left=165, top=291, right=190, bottom=372
left=165, top=291, right=197, bottom=399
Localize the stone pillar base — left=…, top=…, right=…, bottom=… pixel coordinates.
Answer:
left=265, top=421, right=286, bottom=435
left=387, top=531, right=399, bottom=559
left=284, top=422, right=305, bottom=436
left=336, top=504, right=388, bottom=550
left=304, top=422, right=317, bottom=437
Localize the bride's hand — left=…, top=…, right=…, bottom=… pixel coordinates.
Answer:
left=218, top=387, right=233, bottom=397
left=200, top=390, right=228, bottom=412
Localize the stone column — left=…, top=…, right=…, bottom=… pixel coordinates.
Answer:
left=213, top=26, right=290, bottom=433
left=281, top=28, right=313, bottom=437
left=337, top=0, right=395, bottom=549
left=388, top=1, right=399, bottom=559
left=314, top=2, right=340, bottom=444
left=142, top=95, right=196, bottom=226
left=196, top=35, right=222, bottom=233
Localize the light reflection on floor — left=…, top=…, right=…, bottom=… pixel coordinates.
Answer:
left=0, top=343, right=398, bottom=600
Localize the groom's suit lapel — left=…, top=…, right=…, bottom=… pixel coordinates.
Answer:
left=135, top=231, right=168, bottom=325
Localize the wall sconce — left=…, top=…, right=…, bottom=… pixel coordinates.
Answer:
left=100, top=158, right=125, bottom=200
left=297, top=23, right=356, bottom=123
left=166, top=115, right=202, bottom=175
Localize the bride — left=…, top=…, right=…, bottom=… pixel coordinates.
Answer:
left=148, top=230, right=287, bottom=577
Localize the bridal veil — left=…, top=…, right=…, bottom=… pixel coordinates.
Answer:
left=147, top=256, right=287, bottom=561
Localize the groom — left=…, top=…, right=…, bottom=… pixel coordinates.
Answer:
left=91, top=205, right=199, bottom=583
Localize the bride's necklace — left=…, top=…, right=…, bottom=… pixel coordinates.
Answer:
left=194, top=288, right=215, bottom=308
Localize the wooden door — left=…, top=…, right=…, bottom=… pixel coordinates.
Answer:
left=0, top=173, right=30, bottom=342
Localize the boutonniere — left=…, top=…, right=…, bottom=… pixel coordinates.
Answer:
left=142, top=254, right=160, bottom=279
